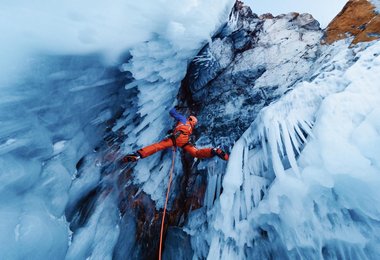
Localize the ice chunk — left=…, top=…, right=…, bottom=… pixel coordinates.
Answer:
left=0, top=156, right=41, bottom=194
left=0, top=197, right=68, bottom=259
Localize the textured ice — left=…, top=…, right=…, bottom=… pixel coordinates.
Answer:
left=117, top=1, right=235, bottom=211
left=2, top=1, right=380, bottom=259
left=198, top=40, right=380, bottom=259
left=0, top=0, right=235, bottom=258
left=232, top=14, right=322, bottom=95
left=66, top=194, right=120, bottom=260
left=0, top=54, right=127, bottom=258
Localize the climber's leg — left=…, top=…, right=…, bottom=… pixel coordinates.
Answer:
left=182, top=144, right=213, bottom=159
left=137, top=138, right=174, bottom=158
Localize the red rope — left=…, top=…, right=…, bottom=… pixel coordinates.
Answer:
left=158, top=147, right=176, bottom=260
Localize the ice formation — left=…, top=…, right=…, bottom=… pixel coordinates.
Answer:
left=197, top=39, right=380, bottom=260
left=1, top=0, right=380, bottom=259
left=0, top=0, right=233, bottom=258
left=116, top=0, right=234, bottom=208
left=180, top=4, right=380, bottom=259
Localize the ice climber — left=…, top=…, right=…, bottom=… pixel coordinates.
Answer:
left=123, top=107, right=229, bottom=162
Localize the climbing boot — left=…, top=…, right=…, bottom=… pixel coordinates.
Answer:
left=212, top=148, right=229, bottom=161
left=122, top=152, right=141, bottom=163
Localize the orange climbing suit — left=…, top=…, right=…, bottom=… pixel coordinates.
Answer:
left=137, top=120, right=213, bottom=159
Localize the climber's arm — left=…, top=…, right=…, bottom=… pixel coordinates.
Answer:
left=169, top=108, right=187, bottom=124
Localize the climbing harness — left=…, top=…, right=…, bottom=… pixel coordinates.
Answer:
left=168, top=131, right=181, bottom=147
left=168, top=128, right=190, bottom=148
left=158, top=147, right=176, bottom=260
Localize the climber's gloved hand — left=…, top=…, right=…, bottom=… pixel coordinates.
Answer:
left=212, top=147, right=229, bottom=161
left=122, top=152, right=141, bottom=163
left=164, top=129, right=174, bottom=139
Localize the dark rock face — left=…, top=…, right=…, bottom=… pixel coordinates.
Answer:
left=162, top=3, right=323, bottom=259
left=180, top=2, right=322, bottom=150
left=162, top=227, right=193, bottom=260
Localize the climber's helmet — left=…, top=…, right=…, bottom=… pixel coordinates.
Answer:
left=188, top=115, right=198, bottom=127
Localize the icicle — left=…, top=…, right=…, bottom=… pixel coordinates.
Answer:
left=240, top=187, right=247, bottom=220
left=261, top=130, right=269, bottom=170
left=264, top=121, right=284, bottom=177
left=233, top=191, right=241, bottom=227
left=205, top=162, right=218, bottom=211
left=208, top=237, right=222, bottom=260
left=243, top=177, right=252, bottom=219
left=216, top=172, right=222, bottom=197
left=294, top=122, right=308, bottom=144
left=274, top=120, right=285, bottom=158
left=281, top=121, right=300, bottom=175
left=288, top=123, right=302, bottom=155
left=299, top=119, right=315, bottom=139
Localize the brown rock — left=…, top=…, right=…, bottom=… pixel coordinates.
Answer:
left=260, top=13, right=274, bottom=20
left=324, top=0, right=380, bottom=45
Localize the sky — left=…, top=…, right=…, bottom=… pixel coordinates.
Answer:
left=245, top=0, right=348, bottom=28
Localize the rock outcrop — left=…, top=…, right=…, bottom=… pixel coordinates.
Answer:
left=180, top=1, right=322, bottom=149
left=324, top=0, right=380, bottom=45
left=176, top=4, right=323, bottom=258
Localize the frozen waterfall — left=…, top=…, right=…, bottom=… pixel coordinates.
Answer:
left=0, top=0, right=233, bottom=258
left=1, top=0, right=380, bottom=259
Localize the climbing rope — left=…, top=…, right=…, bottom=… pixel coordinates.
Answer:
left=159, top=147, right=176, bottom=260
